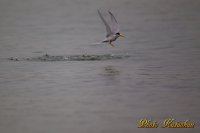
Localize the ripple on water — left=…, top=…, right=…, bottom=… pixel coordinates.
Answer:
left=8, top=54, right=130, bottom=61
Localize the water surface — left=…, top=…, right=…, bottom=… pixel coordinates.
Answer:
left=0, top=0, right=200, bottom=133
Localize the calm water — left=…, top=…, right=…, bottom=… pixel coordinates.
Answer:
left=0, top=0, right=200, bottom=133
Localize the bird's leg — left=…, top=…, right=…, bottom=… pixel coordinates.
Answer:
left=109, top=41, right=115, bottom=47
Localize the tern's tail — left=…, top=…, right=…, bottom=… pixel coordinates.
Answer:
left=89, top=41, right=102, bottom=46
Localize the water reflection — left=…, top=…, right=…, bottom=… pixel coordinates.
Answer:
left=103, top=66, right=120, bottom=77
left=100, top=66, right=120, bottom=86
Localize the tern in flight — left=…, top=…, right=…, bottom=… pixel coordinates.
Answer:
left=98, top=9, right=124, bottom=47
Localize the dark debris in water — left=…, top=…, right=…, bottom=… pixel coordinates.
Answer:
left=8, top=54, right=130, bottom=62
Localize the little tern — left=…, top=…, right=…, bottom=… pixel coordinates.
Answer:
left=98, top=9, right=124, bottom=47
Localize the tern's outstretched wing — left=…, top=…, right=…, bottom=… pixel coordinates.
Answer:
left=109, top=11, right=120, bottom=34
left=98, top=10, right=112, bottom=36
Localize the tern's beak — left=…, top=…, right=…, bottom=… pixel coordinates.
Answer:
left=119, top=34, right=125, bottom=38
